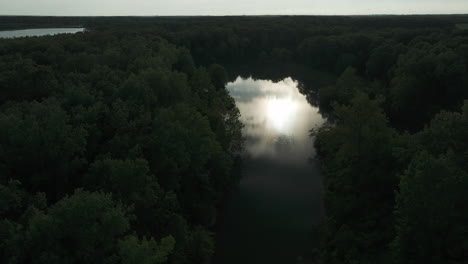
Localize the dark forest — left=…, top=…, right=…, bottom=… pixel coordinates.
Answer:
left=1, top=15, right=468, bottom=264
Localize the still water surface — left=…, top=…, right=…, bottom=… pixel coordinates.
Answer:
left=0, top=28, right=85, bottom=38
left=215, top=77, right=325, bottom=264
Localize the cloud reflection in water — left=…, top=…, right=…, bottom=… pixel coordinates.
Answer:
left=227, top=77, right=325, bottom=163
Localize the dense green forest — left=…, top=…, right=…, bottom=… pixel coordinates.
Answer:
left=1, top=15, right=468, bottom=263
left=0, top=26, right=244, bottom=264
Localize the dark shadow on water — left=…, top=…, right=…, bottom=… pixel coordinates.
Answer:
left=214, top=156, right=323, bottom=264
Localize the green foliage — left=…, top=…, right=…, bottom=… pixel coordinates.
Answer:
left=118, top=235, right=175, bottom=264
left=208, top=64, right=228, bottom=90
left=0, top=27, right=244, bottom=264
left=317, top=97, right=468, bottom=264
left=0, top=180, right=24, bottom=218
left=366, top=41, right=405, bottom=81
left=318, top=67, right=364, bottom=111
left=86, top=158, right=168, bottom=235
left=86, top=158, right=160, bottom=203
left=187, top=226, right=215, bottom=264
left=391, top=102, right=468, bottom=263
left=298, top=36, right=343, bottom=71
left=0, top=57, right=58, bottom=103
left=393, top=152, right=468, bottom=264
left=0, top=99, right=87, bottom=198
left=390, top=46, right=468, bottom=129
left=456, top=24, right=468, bottom=30
left=316, top=92, right=398, bottom=264
left=24, top=190, right=131, bottom=264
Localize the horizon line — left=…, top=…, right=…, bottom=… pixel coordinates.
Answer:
left=1, top=13, right=468, bottom=18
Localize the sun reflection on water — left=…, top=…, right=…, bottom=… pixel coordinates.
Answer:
left=266, top=97, right=298, bottom=134
left=227, top=77, right=325, bottom=162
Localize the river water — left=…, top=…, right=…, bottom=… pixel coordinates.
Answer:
left=215, top=77, right=325, bottom=264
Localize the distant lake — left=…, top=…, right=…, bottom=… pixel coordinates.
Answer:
left=214, top=77, right=325, bottom=264
left=0, top=28, right=85, bottom=38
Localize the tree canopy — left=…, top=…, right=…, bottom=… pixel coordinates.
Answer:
left=1, top=14, right=468, bottom=264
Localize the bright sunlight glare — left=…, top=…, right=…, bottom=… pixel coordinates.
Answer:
left=266, top=97, right=298, bottom=134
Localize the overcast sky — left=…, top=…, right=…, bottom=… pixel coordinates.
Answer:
left=1, top=0, right=467, bottom=16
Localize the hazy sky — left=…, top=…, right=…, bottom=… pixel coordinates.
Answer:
left=1, top=0, right=467, bottom=16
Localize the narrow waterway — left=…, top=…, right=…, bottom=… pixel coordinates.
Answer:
left=215, top=77, right=325, bottom=264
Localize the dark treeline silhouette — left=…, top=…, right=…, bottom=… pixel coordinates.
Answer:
left=1, top=15, right=468, bottom=264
